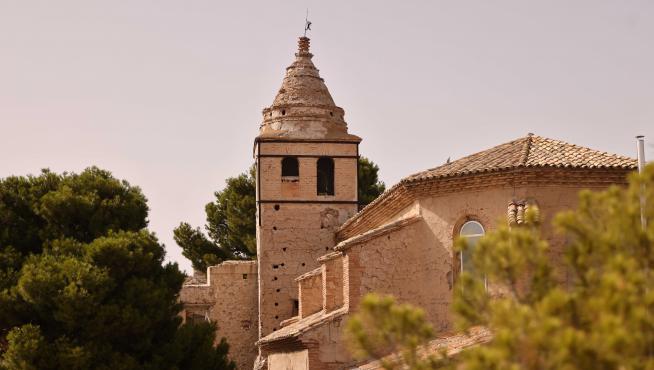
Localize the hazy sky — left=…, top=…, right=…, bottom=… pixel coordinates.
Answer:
left=2, top=0, right=653, bottom=272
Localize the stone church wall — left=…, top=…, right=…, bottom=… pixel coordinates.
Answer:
left=321, top=253, right=344, bottom=312
left=345, top=218, right=452, bottom=330
left=278, top=182, right=622, bottom=369
left=180, top=261, right=258, bottom=370
left=417, top=184, right=613, bottom=288
left=297, top=268, right=323, bottom=317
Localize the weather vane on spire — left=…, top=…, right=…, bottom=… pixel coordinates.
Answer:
left=304, top=9, right=312, bottom=37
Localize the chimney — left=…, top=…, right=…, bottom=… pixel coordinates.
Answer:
left=637, top=135, right=646, bottom=173
left=636, top=135, right=646, bottom=229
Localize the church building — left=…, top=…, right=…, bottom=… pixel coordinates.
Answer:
left=180, top=36, right=637, bottom=370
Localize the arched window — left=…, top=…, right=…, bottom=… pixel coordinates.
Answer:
left=459, top=220, right=485, bottom=276
left=281, top=157, right=299, bottom=177
left=317, top=157, right=334, bottom=195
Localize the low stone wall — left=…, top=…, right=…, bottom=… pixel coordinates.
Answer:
left=180, top=260, right=258, bottom=370
left=320, top=253, right=344, bottom=312
left=297, top=268, right=323, bottom=318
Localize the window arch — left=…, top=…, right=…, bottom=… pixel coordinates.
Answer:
left=459, top=220, right=485, bottom=277
left=281, top=157, right=299, bottom=177
left=317, top=157, right=334, bottom=195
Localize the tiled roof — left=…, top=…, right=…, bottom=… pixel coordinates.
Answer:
left=354, top=327, right=492, bottom=369
left=337, top=134, right=636, bottom=240
left=404, top=133, right=636, bottom=183
left=257, top=307, right=348, bottom=345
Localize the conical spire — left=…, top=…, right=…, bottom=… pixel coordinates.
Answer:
left=270, top=37, right=335, bottom=108
left=258, top=37, right=360, bottom=142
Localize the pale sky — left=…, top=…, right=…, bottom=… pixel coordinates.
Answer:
left=2, top=0, right=653, bottom=273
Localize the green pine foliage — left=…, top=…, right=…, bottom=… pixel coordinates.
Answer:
left=204, top=166, right=258, bottom=260
left=176, top=157, right=385, bottom=271
left=345, top=294, right=449, bottom=370
left=0, top=167, right=234, bottom=370
left=452, top=163, right=654, bottom=370
left=174, top=166, right=257, bottom=272
left=358, top=157, right=386, bottom=206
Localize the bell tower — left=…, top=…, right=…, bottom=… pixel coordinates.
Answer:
left=255, top=37, right=360, bottom=338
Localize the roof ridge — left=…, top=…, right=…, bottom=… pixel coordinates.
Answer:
left=520, top=132, right=534, bottom=166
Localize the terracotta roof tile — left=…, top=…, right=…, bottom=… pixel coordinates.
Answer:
left=337, top=134, right=636, bottom=237
left=353, top=327, right=492, bottom=369
left=404, top=134, right=636, bottom=183
left=257, top=307, right=348, bottom=345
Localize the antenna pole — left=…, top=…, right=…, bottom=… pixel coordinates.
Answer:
left=637, top=135, right=647, bottom=229
left=304, top=9, right=312, bottom=37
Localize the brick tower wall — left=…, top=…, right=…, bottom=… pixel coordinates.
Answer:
left=256, top=141, right=358, bottom=338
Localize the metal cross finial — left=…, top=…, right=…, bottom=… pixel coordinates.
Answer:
left=304, top=9, right=312, bottom=37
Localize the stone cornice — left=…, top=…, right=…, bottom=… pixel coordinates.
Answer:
left=335, top=215, right=423, bottom=252
left=295, top=267, right=322, bottom=282
left=257, top=307, right=348, bottom=346
left=317, top=251, right=343, bottom=263
left=255, top=136, right=362, bottom=144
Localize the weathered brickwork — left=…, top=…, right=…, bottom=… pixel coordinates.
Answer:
left=297, top=268, right=323, bottom=318
left=258, top=143, right=358, bottom=202
left=256, top=141, right=358, bottom=338
left=321, top=254, right=344, bottom=312
left=345, top=218, right=451, bottom=330
left=180, top=261, right=258, bottom=369
left=256, top=202, right=356, bottom=338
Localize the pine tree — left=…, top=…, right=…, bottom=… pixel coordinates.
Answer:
left=452, top=164, right=654, bottom=370
left=0, top=167, right=234, bottom=370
